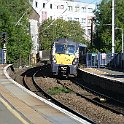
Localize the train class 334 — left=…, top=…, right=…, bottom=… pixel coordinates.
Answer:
left=51, top=38, right=79, bottom=77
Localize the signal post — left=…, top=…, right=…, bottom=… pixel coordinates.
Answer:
left=1, top=32, right=7, bottom=64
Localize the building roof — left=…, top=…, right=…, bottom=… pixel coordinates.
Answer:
left=29, top=7, right=40, bottom=21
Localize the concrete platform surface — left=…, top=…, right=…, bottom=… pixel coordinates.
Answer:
left=0, top=96, right=23, bottom=124
left=81, top=67, right=124, bottom=83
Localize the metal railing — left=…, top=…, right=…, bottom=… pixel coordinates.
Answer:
left=83, top=52, right=124, bottom=70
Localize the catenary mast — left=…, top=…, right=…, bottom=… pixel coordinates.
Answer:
left=112, top=0, right=115, bottom=55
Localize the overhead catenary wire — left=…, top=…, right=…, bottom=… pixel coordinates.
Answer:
left=15, top=8, right=29, bottom=26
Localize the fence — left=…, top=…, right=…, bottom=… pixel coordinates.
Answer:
left=85, top=52, right=124, bottom=69
left=86, top=53, right=112, bottom=68
left=107, top=53, right=124, bottom=70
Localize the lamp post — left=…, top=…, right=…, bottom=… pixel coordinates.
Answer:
left=115, top=27, right=124, bottom=53
left=112, top=0, right=115, bottom=55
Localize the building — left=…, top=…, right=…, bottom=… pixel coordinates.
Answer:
left=29, top=7, right=40, bottom=64
left=32, top=0, right=96, bottom=40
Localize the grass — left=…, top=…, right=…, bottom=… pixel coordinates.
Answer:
left=47, top=86, right=71, bottom=95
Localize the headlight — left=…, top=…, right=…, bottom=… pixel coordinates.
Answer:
left=72, top=58, right=78, bottom=65
left=52, top=56, right=56, bottom=63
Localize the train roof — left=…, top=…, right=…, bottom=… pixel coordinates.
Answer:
left=53, top=38, right=78, bottom=45
left=78, top=43, right=87, bottom=48
left=53, top=38, right=87, bottom=47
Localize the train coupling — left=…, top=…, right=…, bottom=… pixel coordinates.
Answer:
left=60, top=66, right=67, bottom=71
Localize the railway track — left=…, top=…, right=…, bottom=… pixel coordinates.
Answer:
left=12, top=65, right=124, bottom=124
left=76, top=71, right=124, bottom=115
left=21, top=65, right=96, bottom=124
left=58, top=77, right=124, bottom=115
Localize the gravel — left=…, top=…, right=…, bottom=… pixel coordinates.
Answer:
left=11, top=67, right=124, bottom=124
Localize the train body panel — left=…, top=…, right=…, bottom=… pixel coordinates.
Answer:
left=55, top=54, right=75, bottom=65
left=79, top=43, right=87, bottom=65
left=51, top=63, right=78, bottom=76
left=51, top=38, right=79, bottom=77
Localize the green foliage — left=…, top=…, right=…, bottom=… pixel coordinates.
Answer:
left=47, top=86, right=71, bottom=95
left=0, top=0, right=32, bottom=64
left=39, top=18, right=87, bottom=50
left=93, top=0, right=124, bottom=53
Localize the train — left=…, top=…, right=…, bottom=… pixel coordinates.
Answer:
left=79, top=43, right=87, bottom=65
left=50, top=38, right=87, bottom=77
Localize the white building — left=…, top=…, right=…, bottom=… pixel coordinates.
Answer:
left=32, top=0, right=96, bottom=40
left=29, top=7, right=40, bottom=64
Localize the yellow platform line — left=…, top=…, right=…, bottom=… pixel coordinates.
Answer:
left=0, top=97, right=30, bottom=124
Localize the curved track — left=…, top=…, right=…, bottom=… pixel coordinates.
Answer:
left=21, top=65, right=96, bottom=124
left=13, top=64, right=124, bottom=124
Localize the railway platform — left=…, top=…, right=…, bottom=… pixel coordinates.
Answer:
left=81, top=67, right=124, bottom=82
left=0, top=64, right=92, bottom=124
left=79, top=67, right=124, bottom=96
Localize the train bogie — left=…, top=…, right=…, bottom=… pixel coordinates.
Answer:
left=52, top=64, right=78, bottom=77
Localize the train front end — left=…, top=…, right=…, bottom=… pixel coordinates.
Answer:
left=51, top=39, right=79, bottom=77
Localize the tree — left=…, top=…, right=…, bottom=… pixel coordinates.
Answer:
left=39, top=18, right=87, bottom=50
left=0, top=0, right=32, bottom=65
left=93, top=0, right=124, bottom=53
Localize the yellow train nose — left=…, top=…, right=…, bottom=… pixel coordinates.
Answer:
left=55, top=54, right=75, bottom=65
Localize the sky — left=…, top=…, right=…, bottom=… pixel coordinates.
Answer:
left=80, top=0, right=102, bottom=4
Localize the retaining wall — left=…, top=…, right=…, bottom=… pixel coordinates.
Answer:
left=79, top=69, right=124, bottom=96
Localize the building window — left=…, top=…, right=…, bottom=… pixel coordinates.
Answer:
left=88, top=29, right=91, bottom=36
left=61, top=5, right=64, bottom=9
left=75, top=6, right=79, bottom=12
left=35, top=1, right=38, bottom=8
left=88, top=19, right=91, bottom=24
left=81, top=7, right=86, bottom=12
left=50, top=4, right=52, bottom=9
left=57, top=5, right=64, bottom=9
left=82, top=18, right=86, bottom=23
left=88, top=8, right=93, bottom=13
left=67, top=17, right=72, bottom=21
left=59, top=16, right=63, bottom=19
left=74, top=18, right=79, bottom=21
left=68, top=6, right=73, bottom=11
left=43, top=3, right=45, bottom=8
left=50, top=16, right=52, bottom=19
